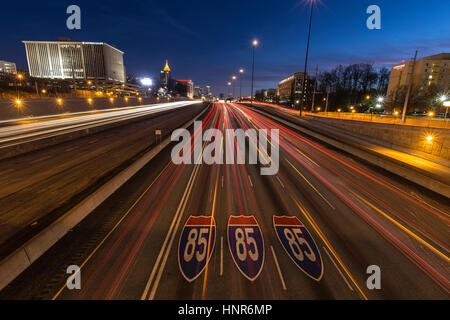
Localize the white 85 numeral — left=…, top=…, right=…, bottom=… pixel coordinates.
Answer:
left=235, top=227, right=259, bottom=262
left=184, top=228, right=209, bottom=262
left=284, top=228, right=316, bottom=262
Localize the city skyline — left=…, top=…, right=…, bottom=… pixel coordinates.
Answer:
left=0, top=0, right=449, bottom=95
left=0, top=0, right=449, bottom=305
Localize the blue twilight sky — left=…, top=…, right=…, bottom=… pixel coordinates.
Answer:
left=1, top=0, right=449, bottom=96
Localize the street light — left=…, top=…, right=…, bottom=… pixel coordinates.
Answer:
left=16, top=74, right=23, bottom=100
left=231, top=76, right=237, bottom=99
left=239, top=68, right=244, bottom=101
left=251, top=39, right=258, bottom=106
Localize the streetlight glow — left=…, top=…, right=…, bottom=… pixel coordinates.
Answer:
left=252, top=39, right=258, bottom=46
left=140, top=78, right=153, bottom=86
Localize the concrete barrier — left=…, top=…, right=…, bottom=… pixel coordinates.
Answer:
left=308, top=115, right=450, bottom=166
left=247, top=106, right=450, bottom=199
left=0, top=102, right=199, bottom=161
left=0, top=106, right=209, bottom=291
left=0, top=97, right=189, bottom=121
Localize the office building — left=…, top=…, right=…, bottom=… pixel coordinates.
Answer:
left=276, top=72, right=311, bottom=105
left=23, top=40, right=125, bottom=82
left=160, top=60, right=171, bottom=89
left=0, top=60, right=17, bottom=74
left=175, top=80, right=194, bottom=98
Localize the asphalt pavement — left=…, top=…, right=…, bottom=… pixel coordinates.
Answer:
left=1, top=102, right=448, bottom=300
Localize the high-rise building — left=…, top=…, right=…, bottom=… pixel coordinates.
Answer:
left=276, top=72, right=311, bottom=105
left=160, top=60, right=171, bottom=89
left=194, top=85, right=202, bottom=98
left=175, top=80, right=194, bottom=98
left=387, top=53, right=450, bottom=99
left=0, top=60, right=17, bottom=74
left=23, top=40, right=125, bottom=82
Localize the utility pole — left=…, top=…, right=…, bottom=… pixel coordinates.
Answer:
left=401, top=50, right=418, bottom=124
left=311, top=65, right=318, bottom=111
left=325, top=86, right=330, bottom=113
left=300, top=0, right=314, bottom=117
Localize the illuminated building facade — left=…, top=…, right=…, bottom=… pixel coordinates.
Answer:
left=387, top=53, right=450, bottom=99
left=160, top=60, right=171, bottom=89
left=23, top=41, right=125, bottom=82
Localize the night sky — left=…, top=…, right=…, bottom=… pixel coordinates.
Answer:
left=1, top=0, right=449, bottom=96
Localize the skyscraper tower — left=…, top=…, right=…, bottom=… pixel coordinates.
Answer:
left=160, top=60, right=171, bottom=89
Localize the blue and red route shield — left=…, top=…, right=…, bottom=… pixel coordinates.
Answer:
left=178, top=216, right=216, bottom=282
left=228, top=215, right=264, bottom=281
left=273, top=216, right=323, bottom=281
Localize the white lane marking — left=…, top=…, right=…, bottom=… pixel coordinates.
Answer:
left=248, top=175, right=253, bottom=188
left=322, top=246, right=354, bottom=292
left=88, top=139, right=98, bottom=144
left=276, top=175, right=285, bottom=189
left=142, top=162, right=201, bottom=300
left=29, top=155, right=52, bottom=164
left=270, top=245, right=287, bottom=291
left=220, top=236, right=224, bottom=276
left=141, top=140, right=206, bottom=300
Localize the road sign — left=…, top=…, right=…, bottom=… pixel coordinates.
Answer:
left=178, top=216, right=216, bottom=282
left=228, top=215, right=264, bottom=281
left=273, top=216, right=323, bottom=281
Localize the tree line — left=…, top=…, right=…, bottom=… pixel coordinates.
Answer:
left=317, top=63, right=390, bottom=111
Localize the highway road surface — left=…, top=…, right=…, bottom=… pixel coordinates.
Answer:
left=0, top=101, right=200, bottom=148
left=0, top=101, right=206, bottom=259
left=0, top=102, right=448, bottom=300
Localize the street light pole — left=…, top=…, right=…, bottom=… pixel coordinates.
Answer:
left=251, top=40, right=258, bottom=106
left=300, top=0, right=314, bottom=117
left=239, top=69, right=244, bottom=101
left=401, top=50, right=418, bottom=124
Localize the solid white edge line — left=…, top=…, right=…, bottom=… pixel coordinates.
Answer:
left=270, top=245, right=287, bottom=291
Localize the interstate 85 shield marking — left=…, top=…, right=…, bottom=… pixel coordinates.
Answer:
left=178, top=216, right=216, bottom=282
left=228, top=215, right=265, bottom=281
left=273, top=216, right=323, bottom=281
